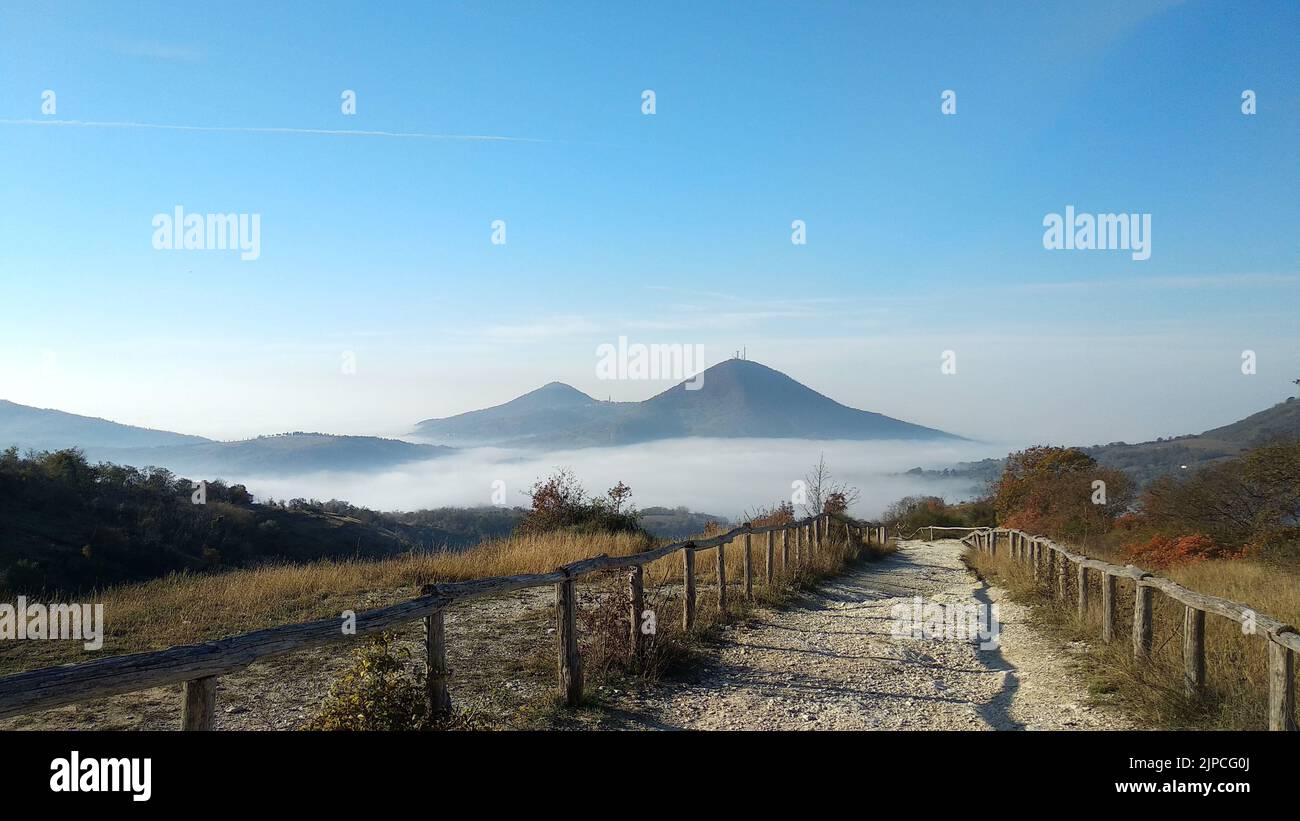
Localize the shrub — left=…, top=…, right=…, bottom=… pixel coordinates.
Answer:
left=517, top=468, right=644, bottom=536
left=304, top=634, right=433, bottom=731
left=881, top=495, right=994, bottom=532
left=1124, top=533, right=1245, bottom=569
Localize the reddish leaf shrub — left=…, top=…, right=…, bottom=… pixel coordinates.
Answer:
left=1124, top=533, right=1245, bottom=569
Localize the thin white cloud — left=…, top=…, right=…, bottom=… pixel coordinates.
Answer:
left=109, top=39, right=206, bottom=61
left=477, top=317, right=603, bottom=340
left=0, top=119, right=553, bottom=143
left=1017, top=274, right=1300, bottom=293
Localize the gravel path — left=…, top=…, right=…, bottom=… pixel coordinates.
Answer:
left=3, top=539, right=1135, bottom=731
left=602, top=539, right=1135, bottom=730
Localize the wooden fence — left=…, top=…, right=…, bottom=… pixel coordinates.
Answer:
left=962, top=527, right=1299, bottom=731
left=0, top=511, right=885, bottom=729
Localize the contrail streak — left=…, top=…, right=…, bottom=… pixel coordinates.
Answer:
left=0, top=118, right=551, bottom=143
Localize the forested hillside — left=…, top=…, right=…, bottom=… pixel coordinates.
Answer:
left=0, top=448, right=522, bottom=594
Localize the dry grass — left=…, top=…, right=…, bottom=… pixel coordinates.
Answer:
left=0, top=530, right=652, bottom=675
left=0, top=523, right=879, bottom=681
left=966, top=542, right=1300, bottom=730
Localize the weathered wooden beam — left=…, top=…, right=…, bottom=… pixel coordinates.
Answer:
left=1182, top=605, right=1205, bottom=699
left=765, top=529, right=775, bottom=585
left=742, top=525, right=753, bottom=601
left=628, top=565, right=645, bottom=663
left=682, top=545, right=696, bottom=631
left=556, top=573, right=582, bottom=707
left=1133, top=583, right=1154, bottom=661
left=1101, top=572, right=1117, bottom=644
left=181, top=676, right=216, bottom=731
left=781, top=526, right=790, bottom=572
left=1268, top=636, right=1297, bottom=731
left=716, top=539, right=728, bottom=615
left=1139, top=575, right=1292, bottom=637
left=424, top=607, right=451, bottom=716
left=1077, top=563, right=1089, bottom=619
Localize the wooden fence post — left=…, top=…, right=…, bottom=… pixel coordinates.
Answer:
left=794, top=524, right=802, bottom=566
left=1268, top=637, right=1297, bottom=731
left=1076, top=564, right=1089, bottom=619
left=1046, top=548, right=1057, bottom=594
left=1032, top=540, right=1041, bottom=582
left=1182, top=605, right=1205, bottom=698
left=765, top=529, right=775, bottom=585
left=557, top=571, right=582, bottom=707
left=425, top=607, right=452, bottom=716
left=1101, top=572, right=1117, bottom=644
left=716, top=539, right=728, bottom=615
left=683, top=545, right=696, bottom=630
left=629, top=565, right=645, bottom=662
left=781, top=526, right=790, bottom=571
left=1133, top=582, right=1154, bottom=661
left=1057, top=554, right=1068, bottom=599
left=181, top=676, right=216, bottom=731
left=742, top=524, right=754, bottom=601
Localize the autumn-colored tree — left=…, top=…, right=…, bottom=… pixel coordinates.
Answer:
left=992, top=446, right=1132, bottom=542
left=518, top=468, right=643, bottom=535
left=1137, top=438, right=1300, bottom=560
left=743, top=501, right=794, bottom=528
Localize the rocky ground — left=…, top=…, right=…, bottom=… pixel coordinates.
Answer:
left=1, top=539, right=1133, bottom=731
left=587, top=538, right=1135, bottom=730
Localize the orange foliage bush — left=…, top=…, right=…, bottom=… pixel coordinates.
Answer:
left=1124, top=533, right=1246, bottom=569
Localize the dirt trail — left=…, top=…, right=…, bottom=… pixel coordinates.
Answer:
left=599, top=539, right=1135, bottom=730
left=3, top=539, right=1134, bottom=731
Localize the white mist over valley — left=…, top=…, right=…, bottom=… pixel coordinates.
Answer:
left=237, top=437, right=1005, bottom=520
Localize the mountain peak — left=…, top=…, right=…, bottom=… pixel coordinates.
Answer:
left=414, top=359, right=959, bottom=446
left=532, top=381, right=591, bottom=398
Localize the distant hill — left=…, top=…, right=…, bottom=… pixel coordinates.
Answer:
left=638, top=506, right=731, bottom=539
left=0, top=448, right=521, bottom=594
left=414, top=359, right=960, bottom=447
left=88, top=433, right=452, bottom=477
left=1086, top=397, right=1300, bottom=485
left=0, top=401, right=451, bottom=476
left=0, top=400, right=210, bottom=450
left=912, top=397, right=1300, bottom=490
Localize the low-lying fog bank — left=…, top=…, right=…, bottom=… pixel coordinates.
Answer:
left=241, top=438, right=1007, bottom=520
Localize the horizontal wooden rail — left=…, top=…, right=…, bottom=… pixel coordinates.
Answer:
left=0, top=510, right=885, bottom=726
left=962, top=527, right=1299, bottom=731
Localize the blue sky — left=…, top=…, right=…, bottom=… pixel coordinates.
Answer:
left=0, top=0, right=1296, bottom=447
